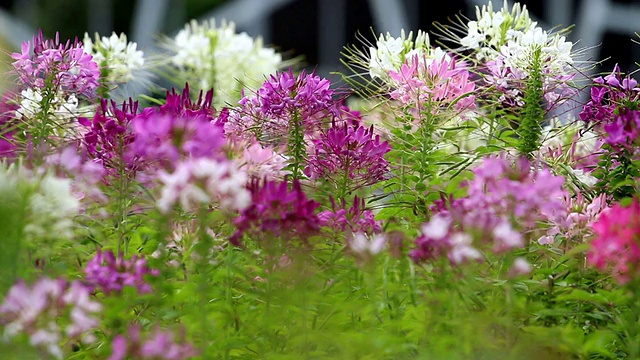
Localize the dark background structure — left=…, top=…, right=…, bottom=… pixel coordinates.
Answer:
left=1, top=0, right=640, bottom=89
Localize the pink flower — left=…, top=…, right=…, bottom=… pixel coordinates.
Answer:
left=12, top=30, right=99, bottom=98
left=109, top=325, right=198, bottom=360
left=587, top=198, right=640, bottom=284
left=388, top=54, right=476, bottom=115
left=305, top=122, right=391, bottom=193
left=230, top=178, right=322, bottom=246
left=84, top=249, right=159, bottom=295
left=0, top=278, right=102, bottom=358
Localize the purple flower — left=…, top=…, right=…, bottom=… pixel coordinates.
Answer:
left=305, top=122, right=391, bottom=194
left=79, top=98, right=138, bottom=175
left=12, top=30, right=100, bottom=98
left=224, top=69, right=336, bottom=145
left=411, top=154, right=568, bottom=265
left=0, top=278, right=102, bottom=359
left=230, top=178, right=322, bottom=246
left=318, top=196, right=382, bottom=235
left=109, top=325, right=198, bottom=360
left=84, top=249, right=159, bottom=295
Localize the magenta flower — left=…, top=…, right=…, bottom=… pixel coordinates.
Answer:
left=224, top=69, right=336, bottom=144
left=109, top=325, right=198, bottom=360
left=579, top=64, right=640, bottom=148
left=160, top=83, right=217, bottom=123
left=79, top=98, right=138, bottom=175
left=318, top=196, right=382, bottom=235
left=12, top=30, right=100, bottom=98
left=84, top=249, right=159, bottom=295
left=0, top=278, right=102, bottom=359
left=305, top=122, right=390, bottom=194
left=587, top=198, right=640, bottom=284
left=230, top=178, right=322, bottom=246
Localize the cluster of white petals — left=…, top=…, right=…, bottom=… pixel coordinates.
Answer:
left=83, top=32, right=145, bottom=84
left=169, top=18, right=283, bottom=107
left=368, top=30, right=450, bottom=81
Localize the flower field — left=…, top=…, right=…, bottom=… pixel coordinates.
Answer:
left=1, top=1, right=640, bottom=359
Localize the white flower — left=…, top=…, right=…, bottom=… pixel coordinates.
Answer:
left=83, top=32, right=145, bottom=84
left=448, top=233, right=482, bottom=265
left=349, top=232, right=387, bottom=258
left=157, top=158, right=250, bottom=213
left=460, top=0, right=535, bottom=60
left=368, top=29, right=445, bottom=81
left=508, top=257, right=533, bottom=277
left=25, top=174, right=80, bottom=240
left=167, top=18, right=283, bottom=107
left=421, top=214, right=452, bottom=240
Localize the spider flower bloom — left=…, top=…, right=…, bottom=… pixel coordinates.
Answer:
left=318, top=196, right=383, bottom=235
left=0, top=278, right=102, bottom=359
left=83, top=31, right=144, bottom=84
left=167, top=18, right=283, bottom=107
left=305, top=123, right=390, bottom=194
left=79, top=98, right=138, bottom=175
left=388, top=54, right=476, bottom=114
left=409, top=214, right=482, bottom=266
left=587, top=199, right=640, bottom=285
left=109, top=325, right=198, bottom=360
left=230, top=178, right=322, bottom=246
left=579, top=65, right=640, bottom=148
left=12, top=30, right=100, bottom=98
left=224, top=69, right=335, bottom=145
left=483, top=26, right=577, bottom=109
left=156, top=157, right=251, bottom=213
left=84, top=249, right=159, bottom=295
left=457, top=0, right=535, bottom=61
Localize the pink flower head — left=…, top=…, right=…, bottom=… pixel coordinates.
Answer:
left=587, top=198, right=640, bottom=284
left=318, top=196, right=382, bottom=235
left=224, top=69, right=336, bottom=145
left=230, top=178, right=322, bottom=246
left=109, top=325, right=198, bottom=360
left=388, top=54, right=476, bottom=114
left=0, top=277, right=102, bottom=358
left=305, top=122, right=391, bottom=192
left=84, top=249, right=159, bottom=295
left=12, top=29, right=100, bottom=98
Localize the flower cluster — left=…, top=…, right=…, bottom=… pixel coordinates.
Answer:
left=79, top=98, right=138, bottom=175
left=156, top=157, right=250, bottom=213
left=224, top=69, right=335, bottom=145
left=0, top=278, right=102, bottom=359
left=84, top=249, right=159, bottom=295
left=83, top=31, right=145, bottom=84
left=305, top=123, right=391, bottom=194
left=12, top=30, right=100, bottom=98
left=579, top=64, right=640, bottom=149
left=587, top=198, right=640, bottom=284
left=230, top=178, right=322, bottom=246
left=109, top=325, right=198, bottom=360
left=368, top=30, right=439, bottom=81
left=168, top=18, right=283, bottom=107
left=411, top=155, right=567, bottom=265
left=388, top=54, right=476, bottom=114
left=318, top=196, right=383, bottom=235
left=459, top=0, right=534, bottom=60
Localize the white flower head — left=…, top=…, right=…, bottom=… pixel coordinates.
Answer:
left=83, top=32, right=145, bottom=84
left=368, top=29, right=447, bottom=80
left=167, top=18, right=284, bottom=107
left=460, top=0, right=535, bottom=60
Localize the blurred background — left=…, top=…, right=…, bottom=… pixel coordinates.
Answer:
left=1, top=0, right=640, bottom=94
